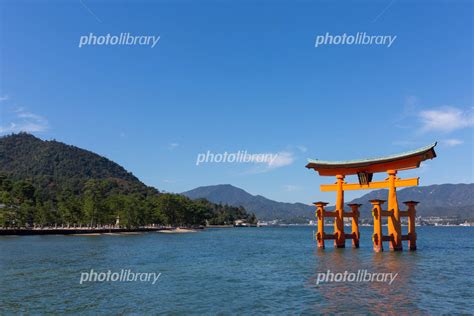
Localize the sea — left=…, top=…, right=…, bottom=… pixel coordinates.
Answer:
left=1, top=226, right=473, bottom=314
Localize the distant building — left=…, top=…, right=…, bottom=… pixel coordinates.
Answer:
left=234, top=219, right=249, bottom=227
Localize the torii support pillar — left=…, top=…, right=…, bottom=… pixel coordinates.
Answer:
left=347, top=203, right=361, bottom=248
left=371, top=199, right=385, bottom=252
left=314, top=202, right=328, bottom=249
left=403, top=201, right=418, bottom=251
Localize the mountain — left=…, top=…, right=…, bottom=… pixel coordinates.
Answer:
left=182, top=184, right=314, bottom=221
left=350, top=184, right=474, bottom=218
left=183, top=183, right=474, bottom=221
left=0, top=132, right=149, bottom=191
left=1, top=134, right=135, bottom=180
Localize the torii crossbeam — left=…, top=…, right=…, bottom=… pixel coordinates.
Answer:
left=306, top=143, right=437, bottom=252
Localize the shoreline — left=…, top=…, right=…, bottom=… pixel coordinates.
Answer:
left=157, top=228, right=198, bottom=234
left=1, top=224, right=471, bottom=236
left=0, top=227, right=176, bottom=236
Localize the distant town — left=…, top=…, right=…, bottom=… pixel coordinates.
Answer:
left=258, top=216, right=474, bottom=227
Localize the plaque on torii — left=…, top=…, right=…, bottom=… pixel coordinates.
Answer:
left=306, top=143, right=437, bottom=252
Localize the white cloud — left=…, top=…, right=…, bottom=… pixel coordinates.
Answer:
left=419, top=107, right=474, bottom=133
left=418, top=162, right=431, bottom=174
left=267, top=151, right=295, bottom=169
left=0, top=107, right=49, bottom=134
left=283, top=184, right=300, bottom=192
left=441, top=139, right=464, bottom=147
left=0, top=95, right=9, bottom=102
left=240, top=151, right=295, bottom=174
left=296, top=145, right=308, bottom=153
left=169, top=143, right=179, bottom=150
left=0, top=123, right=17, bottom=133
left=393, top=95, right=420, bottom=129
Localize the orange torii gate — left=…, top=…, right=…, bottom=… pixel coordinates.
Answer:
left=306, top=143, right=437, bottom=252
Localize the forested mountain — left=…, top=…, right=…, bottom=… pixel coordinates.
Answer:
left=1, top=132, right=140, bottom=183
left=0, top=133, right=256, bottom=228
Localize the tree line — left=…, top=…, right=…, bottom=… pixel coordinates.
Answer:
left=0, top=175, right=257, bottom=228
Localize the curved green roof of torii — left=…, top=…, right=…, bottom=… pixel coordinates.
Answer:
left=305, top=142, right=437, bottom=175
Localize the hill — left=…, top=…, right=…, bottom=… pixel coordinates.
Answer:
left=0, top=132, right=152, bottom=196
left=182, top=184, right=313, bottom=222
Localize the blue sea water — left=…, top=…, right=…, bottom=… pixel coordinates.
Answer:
left=1, top=227, right=473, bottom=314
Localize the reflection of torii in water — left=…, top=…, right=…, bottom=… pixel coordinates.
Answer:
left=306, top=143, right=437, bottom=252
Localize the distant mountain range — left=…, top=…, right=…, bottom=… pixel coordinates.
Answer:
left=350, top=184, right=474, bottom=218
left=182, top=184, right=313, bottom=222
left=183, top=183, right=474, bottom=221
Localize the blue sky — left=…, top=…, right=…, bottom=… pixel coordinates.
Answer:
left=1, top=0, right=472, bottom=204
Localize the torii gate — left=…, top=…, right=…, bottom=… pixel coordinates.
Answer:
left=305, top=143, right=437, bottom=252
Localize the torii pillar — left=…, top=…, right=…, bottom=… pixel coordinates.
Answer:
left=387, top=170, right=402, bottom=251
left=370, top=199, right=385, bottom=252
left=334, top=175, right=345, bottom=248
left=403, top=201, right=418, bottom=250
